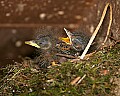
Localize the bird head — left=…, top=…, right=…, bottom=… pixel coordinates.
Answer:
left=25, top=36, right=52, bottom=50
left=60, top=28, right=88, bottom=51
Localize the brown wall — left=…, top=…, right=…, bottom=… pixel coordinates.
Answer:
left=0, top=0, right=119, bottom=66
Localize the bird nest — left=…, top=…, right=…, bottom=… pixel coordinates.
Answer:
left=0, top=43, right=120, bottom=96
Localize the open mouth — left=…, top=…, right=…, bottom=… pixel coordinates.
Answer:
left=59, top=37, right=71, bottom=45
left=59, top=28, right=73, bottom=45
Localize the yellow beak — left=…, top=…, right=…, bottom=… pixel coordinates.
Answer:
left=59, top=28, right=73, bottom=45
left=25, top=40, right=40, bottom=48
left=59, top=37, right=72, bottom=45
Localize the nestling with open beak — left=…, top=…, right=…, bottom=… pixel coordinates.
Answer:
left=25, top=34, right=72, bottom=68
left=60, top=28, right=90, bottom=52
left=25, top=28, right=90, bottom=67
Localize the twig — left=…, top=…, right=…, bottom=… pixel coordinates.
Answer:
left=70, top=74, right=86, bottom=85
left=56, top=53, right=76, bottom=59
left=111, top=39, right=120, bottom=46
left=109, top=36, right=117, bottom=41
left=70, top=77, right=81, bottom=85
left=76, top=74, right=86, bottom=85
left=8, top=69, right=25, bottom=80
left=0, top=67, right=15, bottom=83
left=103, top=3, right=112, bottom=45
left=80, top=3, right=112, bottom=59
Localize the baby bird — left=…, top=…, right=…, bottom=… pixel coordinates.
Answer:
left=25, top=35, right=58, bottom=68
left=25, top=28, right=90, bottom=68
left=61, top=28, right=90, bottom=52
left=25, top=34, right=74, bottom=68
left=25, top=35, right=53, bottom=50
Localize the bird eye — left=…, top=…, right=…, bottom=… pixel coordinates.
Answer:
left=35, top=37, right=51, bottom=50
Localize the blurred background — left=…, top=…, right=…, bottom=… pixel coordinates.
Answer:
left=0, top=0, right=119, bottom=67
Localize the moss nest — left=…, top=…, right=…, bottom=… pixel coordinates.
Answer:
left=0, top=43, right=120, bottom=96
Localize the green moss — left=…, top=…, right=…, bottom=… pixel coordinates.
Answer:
left=0, top=44, right=120, bottom=96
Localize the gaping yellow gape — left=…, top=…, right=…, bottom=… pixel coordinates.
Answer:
left=59, top=37, right=71, bottom=45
